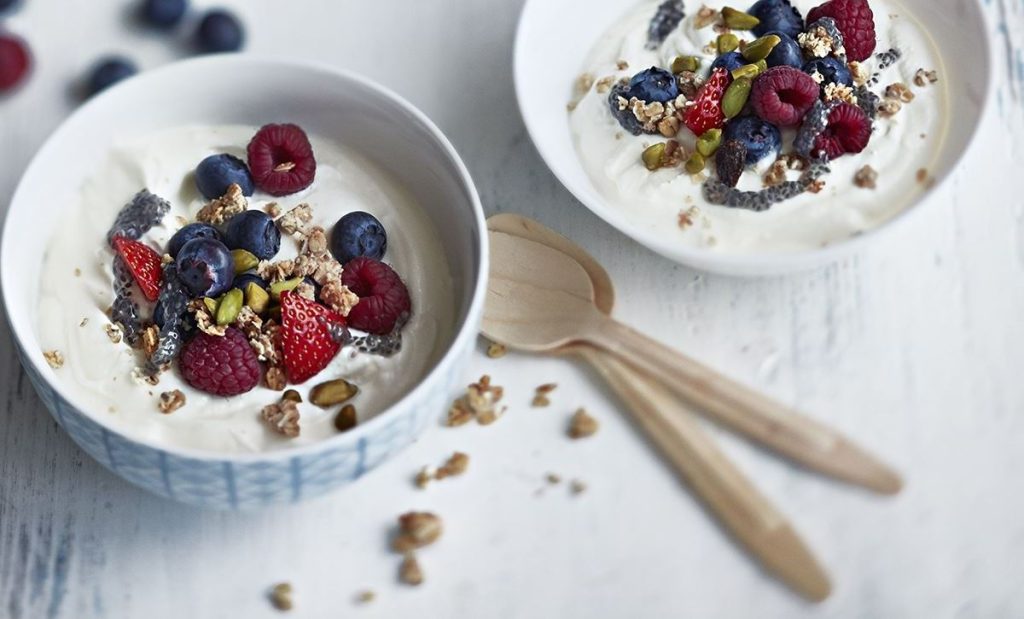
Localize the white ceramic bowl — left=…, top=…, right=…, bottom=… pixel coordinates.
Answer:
left=1, top=56, right=487, bottom=509
left=515, top=0, right=994, bottom=276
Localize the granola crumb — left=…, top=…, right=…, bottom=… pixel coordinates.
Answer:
left=595, top=76, right=615, bottom=94
left=568, top=408, right=599, bottom=439
left=264, top=202, right=282, bottom=217
left=393, top=512, right=443, bottom=553
left=531, top=383, right=557, bottom=408
left=319, top=281, right=359, bottom=316
left=276, top=204, right=313, bottom=237
left=807, top=179, right=826, bottom=194
left=262, top=399, right=300, bottom=437
left=355, top=590, right=376, bottom=605
left=823, top=82, right=857, bottom=104
left=158, top=389, right=186, bottom=414
left=854, top=165, right=878, bottom=189
left=446, top=375, right=505, bottom=426
left=414, top=467, right=435, bottom=489
left=43, top=350, right=64, bottom=369
left=574, top=72, right=595, bottom=94
left=269, top=582, right=293, bottom=611
left=196, top=183, right=247, bottom=225
left=566, top=101, right=578, bottom=112
left=798, top=26, right=837, bottom=58
left=678, top=206, right=700, bottom=228
left=74, top=268, right=82, bottom=277
left=884, top=82, right=914, bottom=103
left=546, top=473, right=562, bottom=485
left=694, top=5, right=718, bottom=29
left=141, top=325, right=160, bottom=358
left=878, top=98, right=902, bottom=117
left=913, top=68, right=939, bottom=87
left=570, top=479, right=588, bottom=495
left=265, top=366, right=287, bottom=391
left=848, top=61, right=870, bottom=87
left=104, top=323, right=124, bottom=344
left=398, top=554, right=424, bottom=586
left=486, top=341, right=507, bottom=358
left=616, top=59, right=629, bottom=71
left=763, top=159, right=788, bottom=187
left=916, top=168, right=930, bottom=184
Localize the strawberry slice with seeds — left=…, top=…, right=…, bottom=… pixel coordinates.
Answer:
left=280, top=291, right=347, bottom=384
left=683, top=68, right=730, bottom=137
left=112, top=236, right=164, bottom=301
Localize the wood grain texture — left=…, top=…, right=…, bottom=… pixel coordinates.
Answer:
left=1, top=1, right=1023, bottom=617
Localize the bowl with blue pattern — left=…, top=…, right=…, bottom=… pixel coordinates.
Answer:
left=1, top=57, right=488, bottom=509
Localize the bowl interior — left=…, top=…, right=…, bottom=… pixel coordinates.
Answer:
left=514, top=0, right=992, bottom=275
left=1, top=57, right=485, bottom=457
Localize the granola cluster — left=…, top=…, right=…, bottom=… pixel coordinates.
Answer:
left=196, top=183, right=247, bottom=225
left=445, top=375, right=505, bottom=426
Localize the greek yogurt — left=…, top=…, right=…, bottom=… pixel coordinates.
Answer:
left=37, top=125, right=454, bottom=453
left=570, top=0, right=948, bottom=253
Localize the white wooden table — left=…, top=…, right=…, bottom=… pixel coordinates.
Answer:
left=2, top=1, right=1023, bottom=617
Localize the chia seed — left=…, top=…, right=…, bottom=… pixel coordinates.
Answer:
left=647, top=0, right=685, bottom=49
left=794, top=100, right=839, bottom=159
left=807, top=17, right=846, bottom=60
left=703, top=157, right=831, bottom=211
left=145, top=264, right=189, bottom=375
left=853, top=85, right=880, bottom=120
left=350, top=332, right=403, bottom=357
left=110, top=255, right=142, bottom=346
left=876, top=47, right=902, bottom=70
left=106, top=189, right=171, bottom=247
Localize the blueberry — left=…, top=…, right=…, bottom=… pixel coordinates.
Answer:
left=710, top=52, right=746, bottom=74
left=168, top=223, right=222, bottom=258
left=196, top=9, right=244, bottom=53
left=803, top=57, right=852, bottom=87
left=723, top=116, right=781, bottom=165
left=231, top=273, right=269, bottom=292
left=330, top=211, right=387, bottom=265
left=607, top=83, right=645, bottom=135
left=748, top=0, right=804, bottom=39
left=0, top=0, right=21, bottom=15
left=764, top=31, right=803, bottom=69
left=141, top=0, right=187, bottom=28
left=224, top=210, right=280, bottom=260
left=627, top=67, right=679, bottom=103
left=86, top=57, right=137, bottom=97
left=175, top=238, right=233, bottom=297
left=195, top=154, right=254, bottom=199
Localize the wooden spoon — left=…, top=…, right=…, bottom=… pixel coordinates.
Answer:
left=488, top=214, right=831, bottom=601
left=483, top=226, right=902, bottom=495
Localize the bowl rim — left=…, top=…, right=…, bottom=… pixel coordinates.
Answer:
left=513, top=0, right=997, bottom=273
left=1, top=55, right=489, bottom=463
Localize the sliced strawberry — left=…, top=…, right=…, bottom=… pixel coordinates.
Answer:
left=280, top=291, right=347, bottom=384
left=112, top=236, right=163, bottom=301
left=683, top=68, right=730, bottom=137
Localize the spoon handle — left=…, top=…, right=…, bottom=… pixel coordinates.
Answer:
left=589, top=318, right=902, bottom=495
left=575, top=346, right=831, bottom=602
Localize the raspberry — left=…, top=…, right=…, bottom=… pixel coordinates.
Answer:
left=0, top=33, right=31, bottom=93
left=342, top=257, right=411, bottom=335
left=247, top=124, right=317, bottom=196
left=683, top=68, right=730, bottom=137
left=280, top=292, right=347, bottom=384
left=806, top=0, right=876, bottom=62
left=750, top=66, right=821, bottom=127
left=179, top=328, right=261, bottom=396
left=111, top=236, right=164, bottom=301
left=812, top=102, right=871, bottom=160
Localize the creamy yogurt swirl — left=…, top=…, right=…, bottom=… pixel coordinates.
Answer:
left=37, top=125, right=454, bottom=454
left=570, top=0, right=948, bottom=253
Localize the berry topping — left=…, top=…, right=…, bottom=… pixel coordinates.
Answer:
left=607, top=83, right=645, bottom=136
left=750, top=66, right=820, bottom=127
left=627, top=67, right=679, bottom=103
left=812, top=101, right=871, bottom=159
left=715, top=139, right=749, bottom=188
left=331, top=211, right=387, bottom=265
left=224, top=210, right=281, bottom=260
left=748, top=0, right=804, bottom=38
left=85, top=57, right=137, bottom=97
left=0, top=33, right=31, bottom=93
left=723, top=116, right=782, bottom=165
left=280, top=291, right=347, bottom=384
left=802, top=57, right=853, bottom=87
left=683, top=67, right=730, bottom=136
left=111, top=236, right=164, bottom=302
left=805, top=0, right=876, bottom=62
left=342, top=257, right=411, bottom=335
left=763, top=31, right=803, bottom=68
left=175, top=237, right=234, bottom=298
left=146, top=263, right=191, bottom=373
left=231, top=273, right=269, bottom=292
left=168, top=222, right=222, bottom=258
left=710, top=51, right=746, bottom=74
left=0, top=0, right=20, bottom=14
left=247, top=123, right=317, bottom=196
left=179, top=328, right=261, bottom=396
left=107, top=189, right=171, bottom=246
left=196, top=9, right=245, bottom=53
left=647, top=0, right=686, bottom=49
left=195, top=154, right=254, bottom=199
left=141, top=0, right=187, bottom=28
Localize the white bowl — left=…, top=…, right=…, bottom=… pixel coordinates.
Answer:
left=514, top=0, right=994, bottom=276
left=0, top=56, right=488, bottom=509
